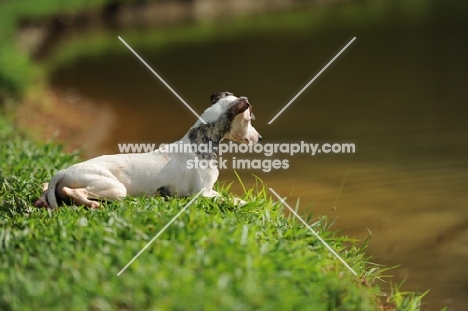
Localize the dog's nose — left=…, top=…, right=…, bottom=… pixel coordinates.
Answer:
left=258, top=135, right=262, bottom=142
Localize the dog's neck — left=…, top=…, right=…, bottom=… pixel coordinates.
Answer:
left=182, top=118, right=230, bottom=160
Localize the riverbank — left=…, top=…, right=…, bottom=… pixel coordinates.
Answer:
left=8, top=87, right=114, bottom=156
left=0, top=117, right=426, bottom=310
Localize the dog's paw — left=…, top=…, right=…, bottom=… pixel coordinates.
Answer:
left=89, top=201, right=101, bottom=209
left=233, top=197, right=247, bottom=206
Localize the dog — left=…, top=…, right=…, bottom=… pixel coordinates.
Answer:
left=34, top=92, right=261, bottom=208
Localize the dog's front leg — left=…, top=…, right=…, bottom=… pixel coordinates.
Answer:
left=201, top=189, right=246, bottom=206
left=197, top=167, right=246, bottom=206
left=202, top=189, right=220, bottom=198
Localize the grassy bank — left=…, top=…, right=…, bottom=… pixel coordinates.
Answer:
left=0, top=109, right=429, bottom=310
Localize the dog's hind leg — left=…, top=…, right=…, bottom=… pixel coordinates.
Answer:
left=60, top=178, right=127, bottom=208
left=61, top=187, right=100, bottom=208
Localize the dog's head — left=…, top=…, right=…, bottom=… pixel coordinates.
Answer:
left=195, top=91, right=261, bottom=145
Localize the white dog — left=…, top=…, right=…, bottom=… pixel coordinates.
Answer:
left=34, top=92, right=261, bottom=208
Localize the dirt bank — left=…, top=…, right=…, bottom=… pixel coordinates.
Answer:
left=12, top=88, right=114, bottom=157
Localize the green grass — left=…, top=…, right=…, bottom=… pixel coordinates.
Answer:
left=0, top=113, right=430, bottom=310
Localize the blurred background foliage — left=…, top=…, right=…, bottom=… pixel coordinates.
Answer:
left=0, top=0, right=132, bottom=97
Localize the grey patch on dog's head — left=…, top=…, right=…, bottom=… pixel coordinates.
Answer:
left=188, top=93, right=260, bottom=158
left=210, top=91, right=233, bottom=105
left=156, top=186, right=172, bottom=198
left=189, top=95, right=248, bottom=145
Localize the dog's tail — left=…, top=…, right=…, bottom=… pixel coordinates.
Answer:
left=46, top=169, right=66, bottom=208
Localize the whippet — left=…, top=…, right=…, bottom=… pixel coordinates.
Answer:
left=34, top=92, right=261, bottom=208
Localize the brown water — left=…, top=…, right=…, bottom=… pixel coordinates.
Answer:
left=49, top=1, right=468, bottom=309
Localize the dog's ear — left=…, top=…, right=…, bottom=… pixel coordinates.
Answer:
left=230, top=97, right=250, bottom=115
left=210, top=91, right=234, bottom=105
